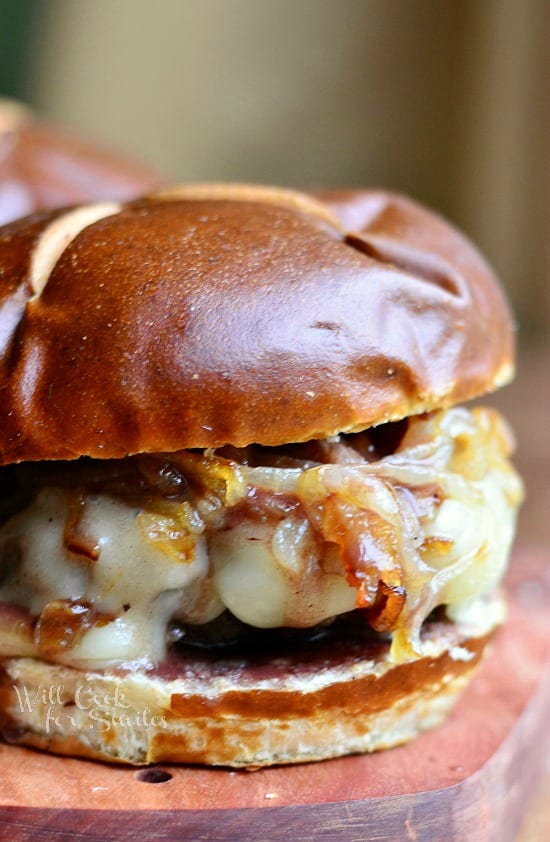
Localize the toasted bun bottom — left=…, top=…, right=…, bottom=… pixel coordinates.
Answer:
left=0, top=600, right=504, bottom=767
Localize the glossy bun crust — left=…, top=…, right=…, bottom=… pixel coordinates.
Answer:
left=0, top=183, right=514, bottom=464
left=0, top=98, right=158, bottom=226
left=0, top=607, right=497, bottom=767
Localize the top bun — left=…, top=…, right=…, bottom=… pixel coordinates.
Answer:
left=0, top=183, right=514, bottom=464
left=0, top=98, right=159, bottom=226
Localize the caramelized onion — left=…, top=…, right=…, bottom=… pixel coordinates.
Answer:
left=34, top=599, right=110, bottom=659
left=364, top=582, right=407, bottom=632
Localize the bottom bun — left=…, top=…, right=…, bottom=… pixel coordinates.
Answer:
left=0, top=596, right=505, bottom=767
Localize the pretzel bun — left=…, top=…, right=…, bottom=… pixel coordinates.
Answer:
left=0, top=183, right=513, bottom=464
left=0, top=184, right=520, bottom=767
left=0, top=98, right=159, bottom=226
left=0, top=595, right=503, bottom=766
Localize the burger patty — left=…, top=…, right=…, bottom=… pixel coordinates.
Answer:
left=0, top=406, right=523, bottom=670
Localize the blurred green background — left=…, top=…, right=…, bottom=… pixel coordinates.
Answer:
left=0, top=0, right=37, bottom=97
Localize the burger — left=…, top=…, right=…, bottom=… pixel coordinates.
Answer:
left=0, top=98, right=158, bottom=225
left=0, top=184, right=523, bottom=766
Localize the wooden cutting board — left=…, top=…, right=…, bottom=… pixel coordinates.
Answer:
left=0, top=545, right=548, bottom=841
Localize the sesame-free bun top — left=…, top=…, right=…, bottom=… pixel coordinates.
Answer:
left=0, top=98, right=158, bottom=226
left=0, top=183, right=514, bottom=464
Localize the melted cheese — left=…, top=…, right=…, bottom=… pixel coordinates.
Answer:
left=0, top=491, right=214, bottom=667
left=0, top=406, right=523, bottom=667
left=212, top=518, right=357, bottom=628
